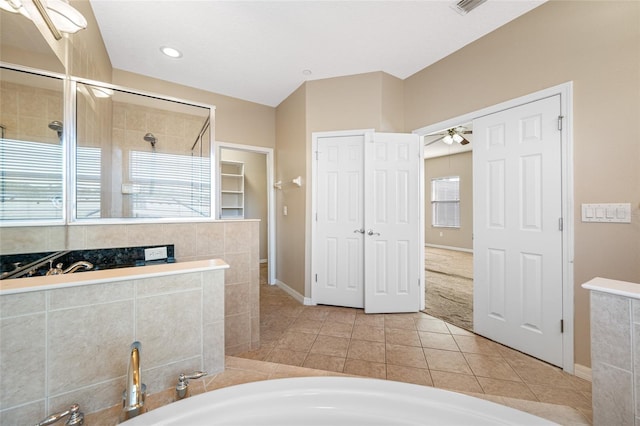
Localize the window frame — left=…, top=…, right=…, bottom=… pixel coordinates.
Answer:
left=431, top=175, right=461, bottom=229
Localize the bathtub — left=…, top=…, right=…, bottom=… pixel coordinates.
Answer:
left=121, top=377, right=555, bottom=425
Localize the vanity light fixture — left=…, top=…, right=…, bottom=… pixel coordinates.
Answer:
left=160, top=46, right=183, bottom=59
left=0, top=0, right=30, bottom=18
left=0, top=0, right=87, bottom=40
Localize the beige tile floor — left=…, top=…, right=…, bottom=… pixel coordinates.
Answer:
left=235, top=266, right=593, bottom=424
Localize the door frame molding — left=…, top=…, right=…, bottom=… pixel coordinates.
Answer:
left=216, top=141, right=276, bottom=285
left=413, top=82, right=574, bottom=373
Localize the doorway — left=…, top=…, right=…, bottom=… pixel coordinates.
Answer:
left=414, top=82, right=574, bottom=372
left=217, top=142, right=276, bottom=285
left=423, top=126, right=474, bottom=331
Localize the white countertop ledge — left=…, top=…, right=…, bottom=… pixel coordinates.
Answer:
left=0, top=259, right=229, bottom=295
left=582, top=277, right=640, bottom=300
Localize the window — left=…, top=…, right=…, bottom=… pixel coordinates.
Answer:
left=0, top=139, right=63, bottom=220
left=431, top=176, right=460, bottom=228
left=129, top=150, right=210, bottom=218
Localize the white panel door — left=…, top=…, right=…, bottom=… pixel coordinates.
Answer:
left=364, top=132, right=421, bottom=314
left=314, top=131, right=421, bottom=313
left=315, top=134, right=365, bottom=308
left=473, top=95, right=564, bottom=366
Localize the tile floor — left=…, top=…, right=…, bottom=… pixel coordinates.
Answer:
left=235, top=266, right=593, bottom=424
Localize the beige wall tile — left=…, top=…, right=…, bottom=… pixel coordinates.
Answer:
left=143, top=356, right=201, bottom=395
left=223, top=252, right=251, bottom=285
left=49, top=376, right=123, bottom=417
left=0, top=314, right=46, bottom=408
left=163, top=223, right=198, bottom=259
left=48, top=301, right=134, bottom=395
left=84, top=225, right=129, bottom=249
left=136, top=272, right=201, bottom=297
left=225, top=282, right=250, bottom=316
left=0, top=227, right=44, bottom=254
left=125, top=224, right=170, bottom=247
left=0, top=400, right=45, bottom=426
left=136, top=290, right=201, bottom=368
left=591, top=292, right=632, bottom=370
left=225, top=313, right=251, bottom=348
left=48, top=281, right=133, bottom=310
left=202, top=271, right=225, bottom=324
left=66, top=225, right=87, bottom=249
left=224, top=221, right=252, bottom=254
left=0, top=292, right=45, bottom=319
left=195, top=223, right=225, bottom=257
left=203, top=320, right=225, bottom=375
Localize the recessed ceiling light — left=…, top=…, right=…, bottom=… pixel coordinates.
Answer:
left=160, top=46, right=182, bottom=58
left=302, top=69, right=312, bottom=76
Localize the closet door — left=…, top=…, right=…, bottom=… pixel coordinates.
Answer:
left=313, top=131, right=421, bottom=313
left=364, top=132, right=421, bottom=313
left=314, top=133, right=365, bottom=308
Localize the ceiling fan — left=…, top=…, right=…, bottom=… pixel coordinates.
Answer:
left=426, top=127, right=472, bottom=146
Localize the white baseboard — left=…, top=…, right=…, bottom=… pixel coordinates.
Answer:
left=259, top=259, right=268, bottom=264
left=425, top=244, right=473, bottom=253
left=574, top=363, right=592, bottom=382
left=275, top=279, right=312, bottom=305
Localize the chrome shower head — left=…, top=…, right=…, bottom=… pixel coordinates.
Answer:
left=144, top=133, right=157, bottom=148
left=48, top=120, right=63, bottom=138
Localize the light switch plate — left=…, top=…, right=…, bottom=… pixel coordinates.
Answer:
left=581, top=203, right=631, bottom=223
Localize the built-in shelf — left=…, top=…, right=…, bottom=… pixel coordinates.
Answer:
left=220, top=160, right=244, bottom=219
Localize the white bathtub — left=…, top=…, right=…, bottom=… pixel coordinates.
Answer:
left=121, top=377, right=555, bottom=425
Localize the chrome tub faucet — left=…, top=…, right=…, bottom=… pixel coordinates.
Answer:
left=34, top=403, right=84, bottom=425
left=176, top=371, right=207, bottom=400
left=46, top=260, right=93, bottom=276
left=120, top=341, right=147, bottom=422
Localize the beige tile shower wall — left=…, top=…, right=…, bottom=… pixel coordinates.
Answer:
left=0, top=80, right=63, bottom=144
left=0, top=220, right=260, bottom=355
left=0, top=269, right=224, bottom=424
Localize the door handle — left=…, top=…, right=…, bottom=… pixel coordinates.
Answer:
left=353, top=229, right=365, bottom=234
left=367, top=229, right=380, bottom=236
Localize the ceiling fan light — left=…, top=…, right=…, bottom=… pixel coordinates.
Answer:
left=443, top=135, right=454, bottom=145
left=453, top=133, right=464, bottom=143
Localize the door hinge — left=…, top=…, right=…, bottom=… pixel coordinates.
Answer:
left=315, top=151, right=319, bottom=160
left=557, top=115, right=564, bottom=131
left=558, top=217, right=563, bottom=231
left=560, top=319, right=564, bottom=333
left=315, top=273, right=318, bottom=282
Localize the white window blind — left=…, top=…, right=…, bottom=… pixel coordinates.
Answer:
left=431, top=176, right=460, bottom=228
left=0, top=139, right=63, bottom=220
left=76, top=146, right=102, bottom=219
left=129, top=151, right=210, bottom=218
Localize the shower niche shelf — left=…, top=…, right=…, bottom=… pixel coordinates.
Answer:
left=220, top=160, right=244, bottom=219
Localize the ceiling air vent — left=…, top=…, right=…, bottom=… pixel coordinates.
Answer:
left=452, top=0, right=488, bottom=15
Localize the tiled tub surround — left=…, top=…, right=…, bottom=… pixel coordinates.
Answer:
left=0, top=220, right=260, bottom=355
left=583, top=277, right=640, bottom=425
left=0, top=259, right=227, bottom=424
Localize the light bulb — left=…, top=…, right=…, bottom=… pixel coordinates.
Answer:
left=453, top=133, right=464, bottom=143
left=443, top=135, right=454, bottom=145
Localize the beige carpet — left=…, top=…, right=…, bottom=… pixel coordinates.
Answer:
left=424, top=247, right=474, bottom=331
